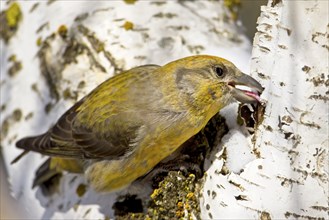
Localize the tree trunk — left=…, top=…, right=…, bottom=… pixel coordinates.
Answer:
left=1, top=0, right=327, bottom=219
left=200, top=0, right=329, bottom=219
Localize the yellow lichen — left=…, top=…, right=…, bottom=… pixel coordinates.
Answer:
left=150, top=188, right=160, bottom=199
left=57, top=24, right=68, bottom=38
left=8, top=54, right=16, bottom=62
left=5, top=2, right=22, bottom=28
left=76, top=183, right=87, bottom=197
left=123, top=0, right=138, bottom=4
left=175, top=210, right=183, bottom=217
left=224, top=0, right=241, bottom=21
left=185, top=202, right=191, bottom=210
left=0, top=2, right=22, bottom=43
left=177, top=201, right=184, bottom=208
left=122, top=21, right=134, bottom=31
left=146, top=171, right=200, bottom=219
left=36, top=37, right=42, bottom=46
left=186, top=192, right=194, bottom=200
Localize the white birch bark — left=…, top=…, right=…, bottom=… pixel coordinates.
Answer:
left=201, top=0, right=329, bottom=219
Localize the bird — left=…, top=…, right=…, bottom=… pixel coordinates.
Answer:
left=15, top=55, right=263, bottom=192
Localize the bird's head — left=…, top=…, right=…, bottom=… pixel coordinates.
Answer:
left=166, top=55, right=264, bottom=113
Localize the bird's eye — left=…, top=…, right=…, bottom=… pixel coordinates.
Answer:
left=214, top=66, right=224, bottom=77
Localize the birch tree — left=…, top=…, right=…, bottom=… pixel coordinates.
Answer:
left=0, top=0, right=327, bottom=219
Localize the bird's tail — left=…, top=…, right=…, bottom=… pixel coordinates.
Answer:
left=11, top=134, right=50, bottom=164
left=10, top=150, right=29, bottom=164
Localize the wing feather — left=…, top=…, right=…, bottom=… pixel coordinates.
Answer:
left=16, top=65, right=160, bottom=159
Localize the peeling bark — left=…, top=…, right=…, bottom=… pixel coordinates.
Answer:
left=201, top=1, right=328, bottom=219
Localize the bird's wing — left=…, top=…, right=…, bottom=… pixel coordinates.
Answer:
left=16, top=65, right=161, bottom=159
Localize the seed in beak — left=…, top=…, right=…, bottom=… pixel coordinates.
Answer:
left=234, top=85, right=255, bottom=93
left=229, top=83, right=262, bottom=103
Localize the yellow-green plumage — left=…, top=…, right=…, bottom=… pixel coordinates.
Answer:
left=16, top=55, right=263, bottom=192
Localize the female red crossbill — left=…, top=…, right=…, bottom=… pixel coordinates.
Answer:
left=15, top=55, right=263, bottom=192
